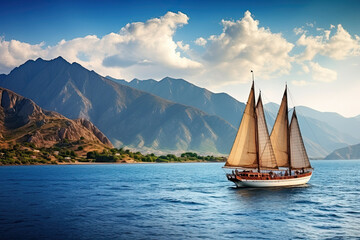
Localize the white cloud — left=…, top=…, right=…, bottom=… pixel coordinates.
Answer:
left=301, top=64, right=310, bottom=73
left=309, top=61, right=337, bottom=82
left=293, top=27, right=305, bottom=35
left=0, top=11, right=294, bottom=86
left=0, top=11, right=353, bottom=88
left=177, top=41, right=190, bottom=51
left=297, top=24, right=360, bottom=61
left=0, top=12, right=203, bottom=80
left=198, top=10, right=294, bottom=85
left=292, top=80, right=311, bottom=86
left=195, top=37, right=207, bottom=46
left=0, top=38, right=46, bottom=72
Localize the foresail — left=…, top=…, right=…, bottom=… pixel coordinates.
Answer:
left=225, top=83, right=257, bottom=168
left=290, top=109, right=312, bottom=169
left=270, top=88, right=289, bottom=167
left=256, top=95, right=278, bottom=170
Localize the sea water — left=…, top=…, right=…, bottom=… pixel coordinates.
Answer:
left=0, top=160, right=359, bottom=239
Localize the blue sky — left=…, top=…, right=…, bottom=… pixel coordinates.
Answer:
left=2, top=0, right=359, bottom=44
left=1, top=0, right=360, bottom=117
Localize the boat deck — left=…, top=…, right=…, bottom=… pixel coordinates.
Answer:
left=226, top=171, right=312, bottom=181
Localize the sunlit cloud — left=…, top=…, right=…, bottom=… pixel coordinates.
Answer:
left=292, top=80, right=312, bottom=86
left=0, top=11, right=358, bottom=89
left=197, top=10, right=294, bottom=85
left=296, top=24, right=360, bottom=61
left=309, top=61, right=337, bottom=82
left=0, top=12, right=203, bottom=80
left=195, top=37, right=207, bottom=46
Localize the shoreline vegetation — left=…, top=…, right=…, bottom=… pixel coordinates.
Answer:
left=0, top=141, right=226, bottom=166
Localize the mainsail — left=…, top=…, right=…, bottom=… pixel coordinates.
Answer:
left=225, top=82, right=257, bottom=168
left=290, top=109, right=312, bottom=169
left=270, top=87, right=290, bottom=168
left=256, top=94, right=278, bottom=170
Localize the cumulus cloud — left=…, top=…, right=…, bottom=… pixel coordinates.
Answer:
left=199, top=10, right=294, bottom=84
left=309, top=62, right=337, bottom=82
left=301, top=63, right=310, bottom=73
left=0, top=38, right=46, bottom=72
left=296, top=24, right=360, bottom=61
left=176, top=41, right=190, bottom=51
left=0, top=11, right=202, bottom=80
left=292, top=80, right=311, bottom=86
left=0, top=11, right=353, bottom=87
left=195, top=37, right=207, bottom=46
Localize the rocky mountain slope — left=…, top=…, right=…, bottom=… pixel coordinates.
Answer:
left=107, top=76, right=245, bottom=128
left=0, top=57, right=236, bottom=155
left=0, top=87, right=112, bottom=149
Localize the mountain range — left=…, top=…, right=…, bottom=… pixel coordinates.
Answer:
left=107, top=76, right=360, bottom=158
left=0, top=87, right=112, bottom=149
left=0, top=57, right=235, bottom=155
left=107, top=76, right=245, bottom=128
left=263, top=103, right=360, bottom=158
left=1, top=57, right=359, bottom=158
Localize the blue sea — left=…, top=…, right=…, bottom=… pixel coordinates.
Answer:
left=0, top=160, right=360, bottom=239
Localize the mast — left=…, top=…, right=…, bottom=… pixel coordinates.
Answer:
left=252, top=71, right=260, bottom=173
left=285, top=85, right=292, bottom=175
left=270, top=86, right=290, bottom=169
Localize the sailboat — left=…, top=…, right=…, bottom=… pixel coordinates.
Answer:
left=224, top=76, right=313, bottom=188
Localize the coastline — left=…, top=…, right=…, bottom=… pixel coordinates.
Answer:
left=0, top=160, right=226, bottom=166
left=2, top=159, right=355, bottom=167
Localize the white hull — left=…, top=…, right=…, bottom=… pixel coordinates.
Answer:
left=233, top=173, right=312, bottom=188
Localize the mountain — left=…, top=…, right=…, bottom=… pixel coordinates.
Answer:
left=0, top=57, right=236, bottom=155
left=325, top=143, right=360, bottom=160
left=0, top=87, right=113, bottom=149
left=264, top=103, right=360, bottom=158
left=108, top=77, right=360, bottom=158
left=293, top=106, right=360, bottom=139
left=2, top=57, right=358, bottom=158
left=106, top=76, right=245, bottom=128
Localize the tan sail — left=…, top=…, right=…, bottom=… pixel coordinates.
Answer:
left=270, top=88, right=289, bottom=167
left=290, top=109, right=312, bottom=169
left=225, top=82, right=257, bottom=168
left=256, top=94, right=278, bottom=170
left=225, top=78, right=314, bottom=188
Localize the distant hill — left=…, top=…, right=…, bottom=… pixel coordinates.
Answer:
left=107, top=76, right=360, bottom=159
left=325, top=143, right=360, bottom=160
left=106, top=76, right=245, bottom=128
left=0, top=57, right=236, bottom=155
left=293, top=106, right=360, bottom=140
left=0, top=87, right=113, bottom=149
left=264, top=103, right=360, bottom=159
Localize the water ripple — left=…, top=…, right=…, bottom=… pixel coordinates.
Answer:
left=0, top=161, right=359, bottom=239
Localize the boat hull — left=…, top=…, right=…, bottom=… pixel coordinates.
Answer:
left=228, top=172, right=312, bottom=188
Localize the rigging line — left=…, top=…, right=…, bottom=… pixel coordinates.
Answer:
left=252, top=81, right=278, bottom=133
left=261, top=92, right=278, bottom=133
left=288, top=87, right=321, bottom=152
